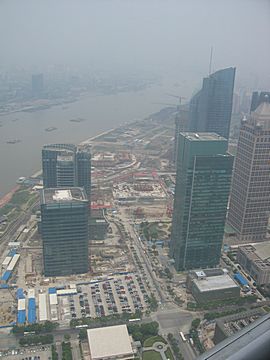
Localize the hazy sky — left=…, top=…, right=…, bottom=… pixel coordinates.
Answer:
left=0, top=0, right=269, bottom=90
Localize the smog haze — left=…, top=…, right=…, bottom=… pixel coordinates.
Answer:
left=1, top=0, right=270, bottom=91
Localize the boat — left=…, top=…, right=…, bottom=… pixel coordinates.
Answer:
left=69, top=118, right=86, bottom=123
left=16, top=177, right=26, bottom=184
left=6, top=139, right=21, bottom=144
left=45, top=127, right=57, bottom=132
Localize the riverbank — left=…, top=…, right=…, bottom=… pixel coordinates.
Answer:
left=0, top=79, right=180, bottom=196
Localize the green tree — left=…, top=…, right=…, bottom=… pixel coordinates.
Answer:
left=191, top=318, right=201, bottom=329
left=64, top=334, right=71, bottom=342
left=79, top=329, right=87, bottom=341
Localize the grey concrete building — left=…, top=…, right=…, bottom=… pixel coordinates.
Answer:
left=187, top=268, right=240, bottom=304
left=237, top=242, right=270, bottom=285
left=198, top=313, right=270, bottom=360
left=213, top=309, right=266, bottom=344
left=227, top=98, right=270, bottom=242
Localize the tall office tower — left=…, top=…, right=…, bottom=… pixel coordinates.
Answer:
left=173, top=107, right=189, bottom=164
left=77, top=148, right=91, bottom=196
left=170, top=133, right=233, bottom=271
left=227, top=97, right=270, bottom=242
left=42, top=144, right=91, bottom=197
left=41, top=188, right=89, bottom=277
left=250, top=91, right=270, bottom=112
left=32, top=73, right=44, bottom=97
left=189, top=67, right=236, bottom=140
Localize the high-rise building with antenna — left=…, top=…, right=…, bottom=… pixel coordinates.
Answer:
left=189, top=67, right=236, bottom=140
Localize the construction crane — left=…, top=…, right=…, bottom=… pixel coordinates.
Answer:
left=165, top=93, right=186, bottom=105
left=152, top=102, right=178, bottom=107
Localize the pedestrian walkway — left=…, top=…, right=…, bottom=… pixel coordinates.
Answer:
left=143, top=341, right=169, bottom=360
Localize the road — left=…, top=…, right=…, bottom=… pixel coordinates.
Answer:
left=71, top=340, right=81, bottom=360
left=178, top=335, right=197, bottom=360
left=152, top=309, right=193, bottom=334
left=117, top=208, right=167, bottom=304
left=0, top=199, right=39, bottom=254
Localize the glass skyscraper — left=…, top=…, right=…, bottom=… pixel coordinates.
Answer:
left=42, top=143, right=91, bottom=197
left=41, top=188, right=89, bottom=277
left=189, top=67, right=236, bottom=140
left=170, top=133, right=233, bottom=271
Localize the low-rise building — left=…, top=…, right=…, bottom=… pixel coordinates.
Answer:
left=213, top=309, right=265, bottom=344
left=87, top=325, right=135, bottom=360
left=237, top=242, right=270, bottom=285
left=187, top=269, right=240, bottom=304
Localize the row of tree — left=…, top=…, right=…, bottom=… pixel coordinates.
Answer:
left=128, top=321, right=159, bottom=343
left=12, top=321, right=59, bottom=335
left=19, top=334, right=53, bottom=346
left=62, top=341, right=72, bottom=360
left=70, top=311, right=142, bottom=328
left=167, top=333, right=184, bottom=360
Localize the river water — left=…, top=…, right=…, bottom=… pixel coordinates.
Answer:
left=0, top=81, right=178, bottom=197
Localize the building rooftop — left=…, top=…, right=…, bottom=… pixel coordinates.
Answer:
left=254, top=98, right=270, bottom=117
left=43, top=143, right=76, bottom=152
left=253, top=242, right=270, bottom=261
left=57, top=154, right=74, bottom=162
left=41, top=187, right=88, bottom=205
left=87, top=325, right=133, bottom=359
left=239, top=242, right=270, bottom=271
left=193, top=274, right=239, bottom=292
left=198, top=313, right=270, bottom=360
left=180, top=132, right=227, bottom=141
left=216, top=309, right=265, bottom=338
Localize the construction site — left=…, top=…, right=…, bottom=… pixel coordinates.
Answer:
left=0, top=109, right=177, bottom=329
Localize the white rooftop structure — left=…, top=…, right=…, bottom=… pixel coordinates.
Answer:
left=87, top=325, right=134, bottom=360
left=18, top=298, right=26, bottom=311
left=195, top=270, right=206, bottom=278
left=193, top=274, right=239, bottom=292
left=28, top=289, right=35, bottom=299
left=6, top=254, right=20, bottom=271
left=52, top=189, right=72, bottom=201
left=38, top=293, right=48, bottom=322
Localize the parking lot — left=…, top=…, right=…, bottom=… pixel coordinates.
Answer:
left=58, top=273, right=149, bottom=321
left=0, top=346, right=51, bottom=360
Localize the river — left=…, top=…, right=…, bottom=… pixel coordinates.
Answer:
left=0, top=81, right=179, bottom=197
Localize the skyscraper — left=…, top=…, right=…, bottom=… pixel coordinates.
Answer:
left=189, top=67, right=236, bottom=140
left=170, top=133, right=233, bottom=271
left=42, top=144, right=91, bottom=197
left=227, top=97, right=270, bottom=242
left=250, top=91, right=270, bottom=112
left=32, top=73, right=44, bottom=97
left=173, top=107, right=189, bottom=165
left=41, top=188, right=89, bottom=277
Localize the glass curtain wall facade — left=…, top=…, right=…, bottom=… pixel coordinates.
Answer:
left=189, top=67, right=236, bottom=140
left=42, top=143, right=91, bottom=197
left=170, top=133, right=233, bottom=271
left=41, top=188, right=89, bottom=277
